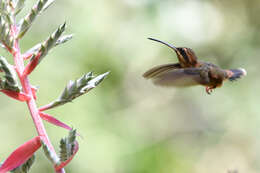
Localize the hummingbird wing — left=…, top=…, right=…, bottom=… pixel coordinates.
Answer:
left=225, top=68, right=247, bottom=81
left=148, top=67, right=206, bottom=87
left=143, top=63, right=182, bottom=78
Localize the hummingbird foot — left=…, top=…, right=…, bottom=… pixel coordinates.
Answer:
left=205, top=86, right=213, bottom=95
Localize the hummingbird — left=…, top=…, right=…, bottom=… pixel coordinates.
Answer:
left=143, top=38, right=247, bottom=94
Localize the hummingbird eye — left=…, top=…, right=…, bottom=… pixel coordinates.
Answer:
left=177, top=48, right=184, bottom=52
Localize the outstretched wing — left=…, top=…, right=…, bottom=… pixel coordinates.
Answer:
left=225, top=68, right=247, bottom=81
left=147, top=67, right=206, bottom=87
left=143, top=63, right=181, bottom=78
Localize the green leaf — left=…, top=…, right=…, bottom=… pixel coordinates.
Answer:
left=24, top=34, right=73, bottom=58
left=0, top=56, right=20, bottom=92
left=39, top=72, right=109, bottom=111
left=41, top=141, right=60, bottom=165
left=29, top=22, right=66, bottom=65
left=42, top=0, right=55, bottom=11
left=0, top=1, right=13, bottom=18
left=0, top=16, right=14, bottom=50
left=13, top=0, right=26, bottom=15
left=0, top=1, right=7, bottom=13
left=18, top=0, right=55, bottom=38
left=54, top=34, right=73, bottom=46
left=59, top=129, right=77, bottom=162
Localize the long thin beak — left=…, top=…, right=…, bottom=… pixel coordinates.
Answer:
left=148, top=38, right=178, bottom=52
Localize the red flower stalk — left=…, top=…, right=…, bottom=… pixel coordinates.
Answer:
left=10, top=25, right=66, bottom=173
left=0, top=1, right=108, bottom=172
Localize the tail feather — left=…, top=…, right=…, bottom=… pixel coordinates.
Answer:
left=227, top=68, right=247, bottom=81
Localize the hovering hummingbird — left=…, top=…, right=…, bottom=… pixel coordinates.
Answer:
left=143, top=38, right=247, bottom=94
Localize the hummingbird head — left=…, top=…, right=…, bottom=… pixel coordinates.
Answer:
left=175, top=47, right=198, bottom=66
left=148, top=38, right=198, bottom=67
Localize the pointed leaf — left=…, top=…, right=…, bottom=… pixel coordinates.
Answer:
left=39, top=72, right=109, bottom=111
left=39, top=112, right=81, bottom=137
left=23, top=23, right=66, bottom=75
left=41, top=141, right=59, bottom=165
left=0, top=16, right=14, bottom=51
left=18, top=0, right=53, bottom=38
left=38, top=22, right=66, bottom=60
left=55, top=130, right=78, bottom=171
left=22, top=53, right=41, bottom=76
left=10, top=155, right=35, bottom=173
left=42, top=0, right=55, bottom=12
left=0, top=1, right=14, bottom=25
left=0, top=56, right=20, bottom=92
left=39, top=112, right=72, bottom=131
left=54, top=34, right=73, bottom=46
left=80, top=72, right=109, bottom=93
left=23, top=34, right=73, bottom=60
left=0, top=1, right=8, bottom=13
left=55, top=141, right=78, bottom=171
left=0, top=136, right=41, bottom=173
left=0, top=90, right=30, bottom=102
left=59, top=129, right=76, bottom=162
left=13, top=0, right=26, bottom=15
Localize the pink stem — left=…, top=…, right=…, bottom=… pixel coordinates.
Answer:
left=39, top=102, right=54, bottom=111
left=11, top=25, right=65, bottom=173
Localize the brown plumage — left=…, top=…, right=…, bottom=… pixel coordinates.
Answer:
left=143, top=38, right=247, bottom=94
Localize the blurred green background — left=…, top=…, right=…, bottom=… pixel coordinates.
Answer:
left=0, top=0, right=259, bottom=172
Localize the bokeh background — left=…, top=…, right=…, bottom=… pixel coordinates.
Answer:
left=0, top=0, right=259, bottom=172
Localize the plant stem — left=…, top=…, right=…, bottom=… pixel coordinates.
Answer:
left=39, top=102, right=53, bottom=111
left=11, top=25, right=65, bottom=173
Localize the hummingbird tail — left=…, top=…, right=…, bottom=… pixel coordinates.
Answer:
left=227, top=68, right=247, bottom=81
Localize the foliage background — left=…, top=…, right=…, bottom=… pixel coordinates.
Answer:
left=0, top=0, right=259, bottom=172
